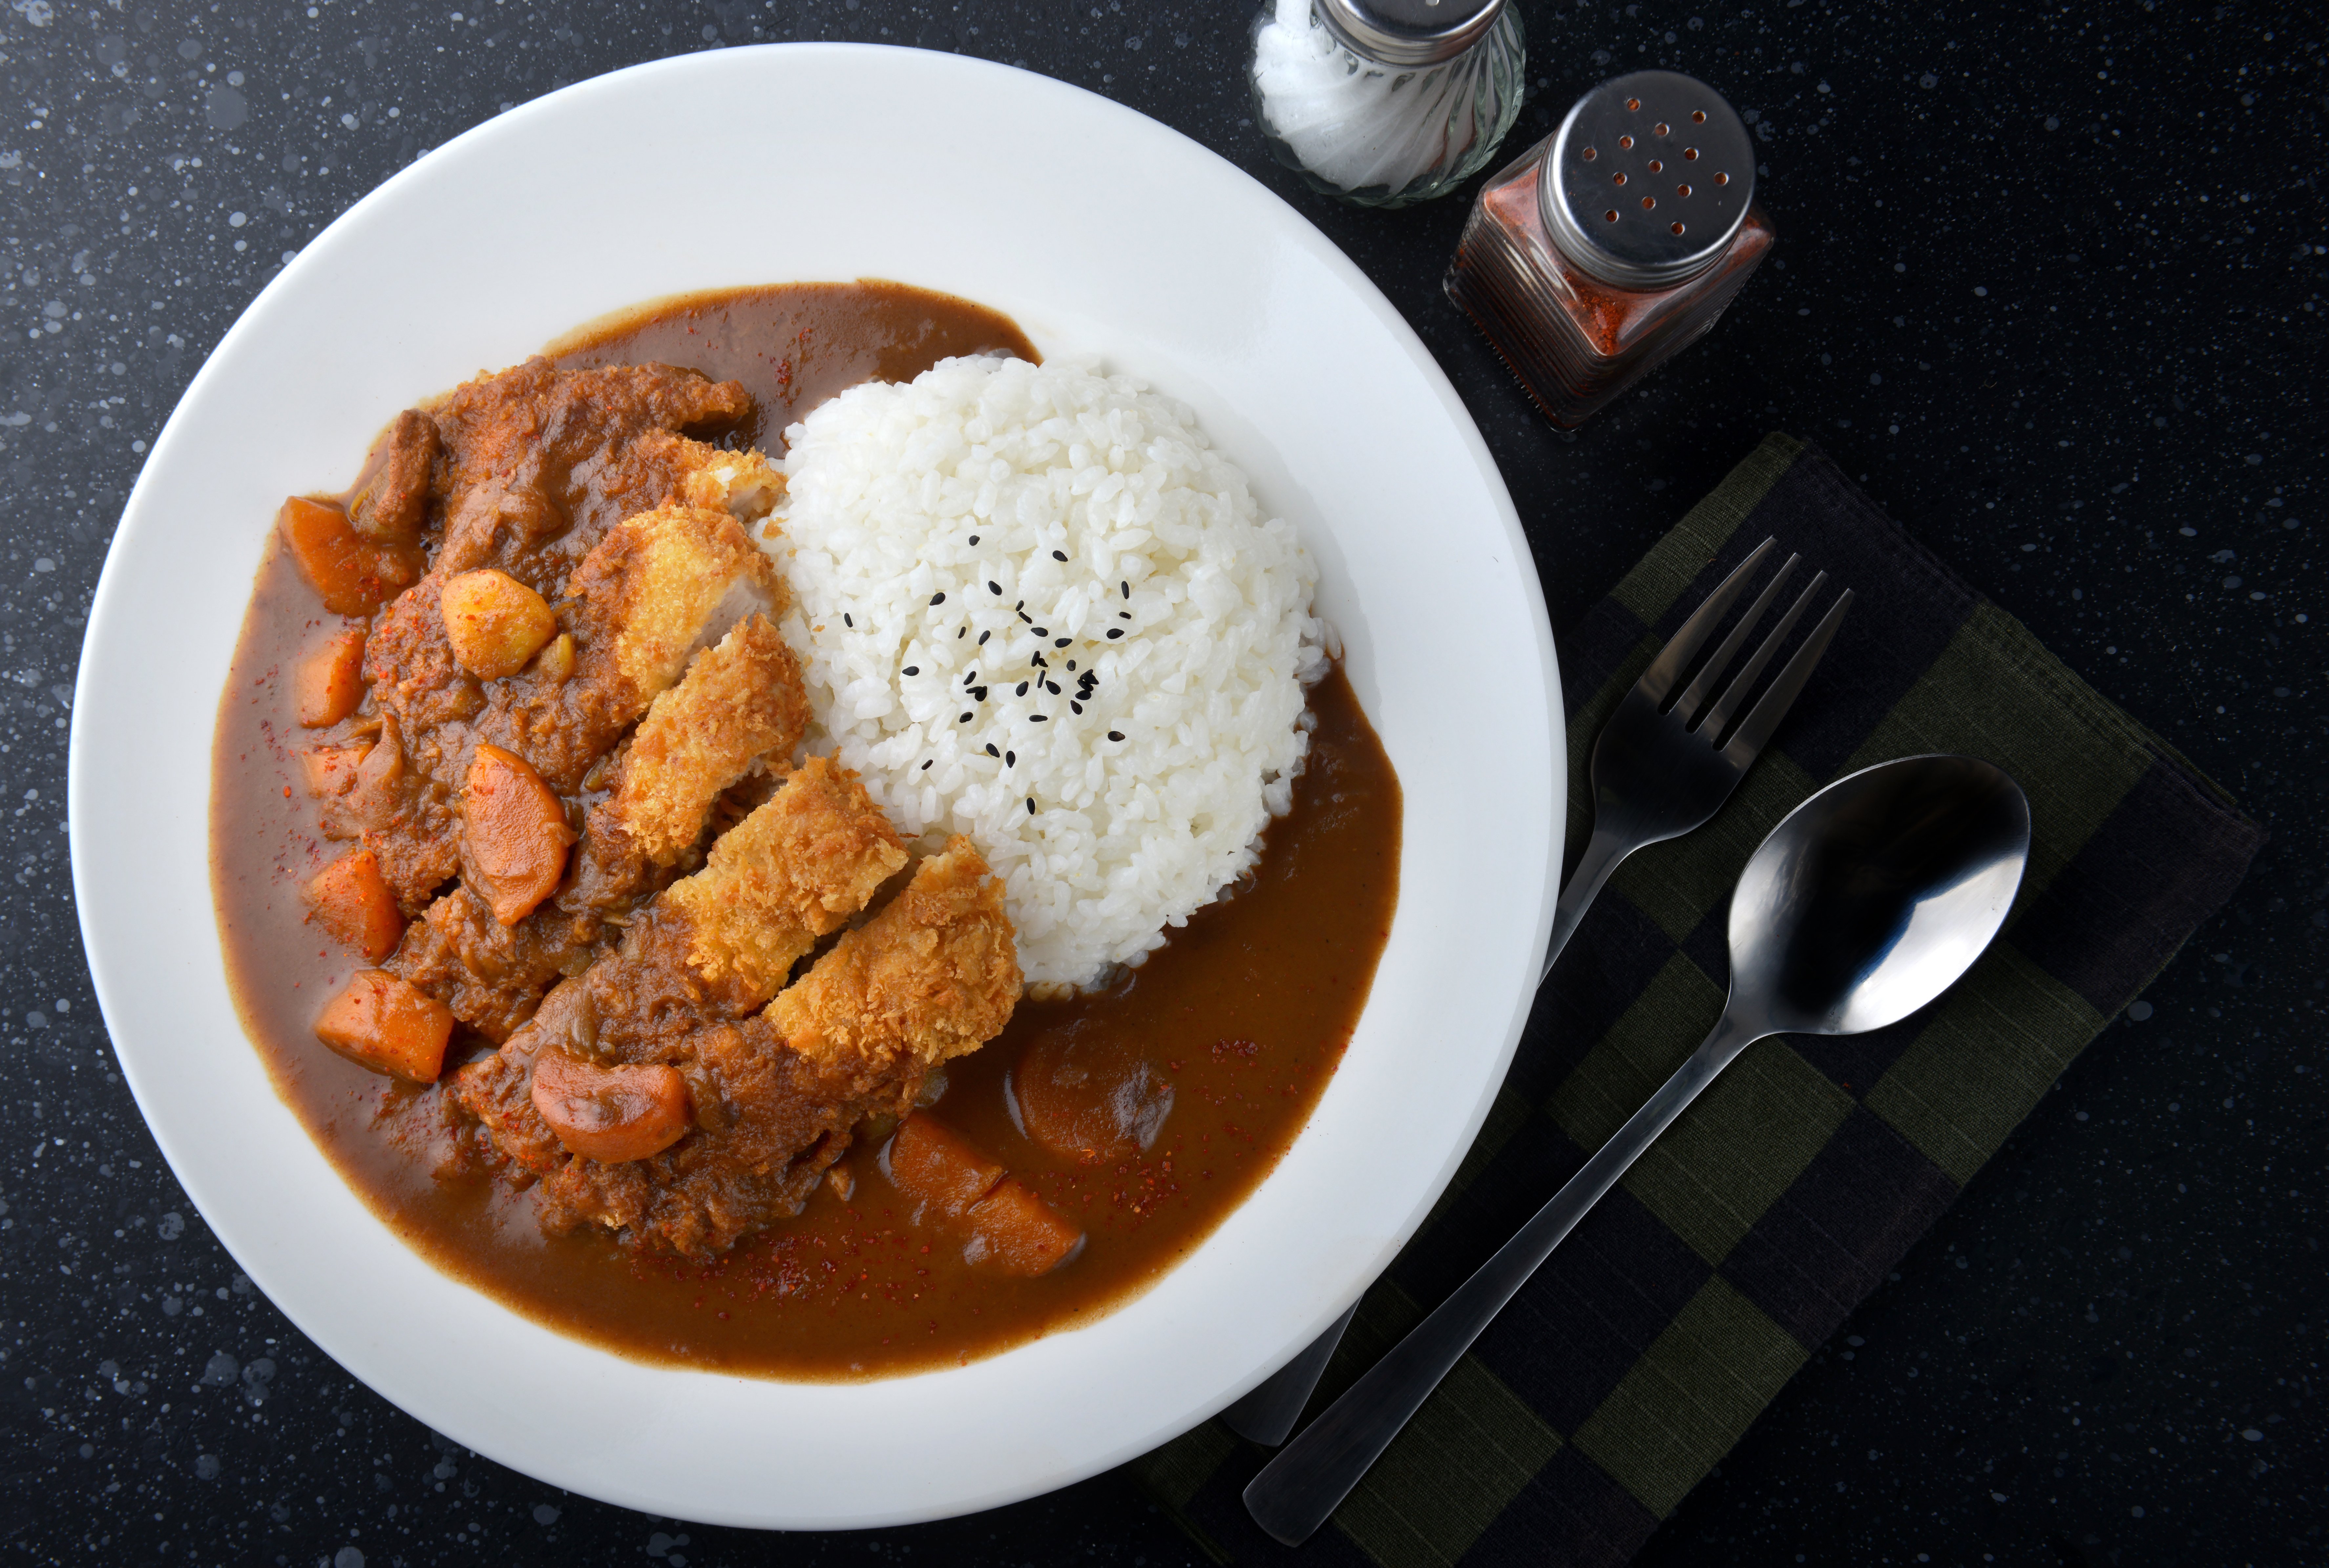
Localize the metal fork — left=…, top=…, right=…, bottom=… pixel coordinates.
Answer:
left=1219, top=536, right=1851, bottom=1448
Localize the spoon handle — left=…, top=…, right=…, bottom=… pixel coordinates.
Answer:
left=1243, top=1009, right=1762, bottom=1546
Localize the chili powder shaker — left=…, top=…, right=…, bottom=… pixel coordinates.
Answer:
left=1445, top=70, right=1773, bottom=427
left=1249, top=0, right=1525, bottom=209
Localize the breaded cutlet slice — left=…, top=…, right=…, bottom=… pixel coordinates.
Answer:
left=658, top=756, right=908, bottom=1004
left=764, top=835, right=1021, bottom=1099
left=562, top=503, right=786, bottom=723
left=609, top=614, right=809, bottom=865
left=631, top=430, right=786, bottom=525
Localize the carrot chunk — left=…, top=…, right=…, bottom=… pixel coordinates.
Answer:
left=964, top=1176, right=1085, bottom=1277
left=529, top=1045, right=692, bottom=1163
left=461, top=744, right=573, bottom=925
left=314, top=969, right=453, bottom=1083
left=304, top=848, right=405, bottom=961
left=277, top=496, right=421, bottom=617
left=294, top=628, right=367, bottom=728
left=438, top=569, right=558, bottom=681
left=886, top=1112, right=1007, bottom=1222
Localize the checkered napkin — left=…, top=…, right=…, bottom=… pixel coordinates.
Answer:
left=1133, top=434, right=2263, bottom=1566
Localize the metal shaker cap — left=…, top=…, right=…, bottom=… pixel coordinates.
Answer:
left=1313, top=0, right=1507, bottom=68
left=1539, top=70, right=1757, bottom=290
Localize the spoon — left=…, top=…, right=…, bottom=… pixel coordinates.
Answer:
left=1244, top=754, right=2031, bottom=1544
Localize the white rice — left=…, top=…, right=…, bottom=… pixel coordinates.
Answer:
left=761, top=354, right=1327, bottom=989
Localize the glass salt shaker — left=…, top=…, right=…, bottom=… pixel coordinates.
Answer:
left=1249, top=0, right=1525, bottom=209
left=1446, top=70, right=1774, bottom=427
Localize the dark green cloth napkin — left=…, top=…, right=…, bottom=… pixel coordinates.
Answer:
left=1132, top=434, right=2264, bottom=1567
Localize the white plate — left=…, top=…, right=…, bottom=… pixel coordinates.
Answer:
left=70, top=44, right=1561, bottom=1529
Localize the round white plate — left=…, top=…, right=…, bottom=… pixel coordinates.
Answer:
left=71, top=44, right=1562, bottom=1529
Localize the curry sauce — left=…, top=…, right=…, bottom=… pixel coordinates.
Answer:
left=209, top=283, right=1401, bottom=1378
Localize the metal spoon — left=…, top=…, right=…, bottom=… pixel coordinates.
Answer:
left=1244, top=754, right=2031, bottom=1544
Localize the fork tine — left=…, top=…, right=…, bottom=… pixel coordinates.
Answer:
left=1634, top=537, right=1778, bottom=703
left=1720, top=588, right=1855, bottom=760
left=1698, top=569, right=1827, bottom=737
left=1671, top=554, right=1800, bottom=726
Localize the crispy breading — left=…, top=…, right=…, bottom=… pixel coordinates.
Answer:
left=764, top=836, right=1022, bottom=1099
left=608, top=615, right=809, bottom=865
left=631, top=430, right=786, bottom=524
left=659, top=757, right=908, bottom=1003
left=562, top=504, right=786, bottom=722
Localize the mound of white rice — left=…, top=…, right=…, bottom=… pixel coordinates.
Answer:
left=761, top=354, right=1327, bottom=989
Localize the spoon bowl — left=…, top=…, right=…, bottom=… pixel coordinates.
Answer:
left=1728, top=754, right=2031, bottom=1039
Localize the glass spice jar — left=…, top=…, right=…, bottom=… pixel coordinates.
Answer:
left=1445, top=69, right=1774, bottom=428
left=1249, top=0, right=1525, bottom=209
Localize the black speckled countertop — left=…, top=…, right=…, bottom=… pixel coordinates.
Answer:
left=2, top=3, right=2320, bottom=1564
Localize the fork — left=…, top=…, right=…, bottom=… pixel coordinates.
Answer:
left=1219, top=536, right=1851, bottom=1448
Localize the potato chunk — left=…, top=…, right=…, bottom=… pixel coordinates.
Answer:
left=439, top=568, right=558, bottom=681
left=314, top=969, right=454, bottom=1083
left=461, top=744, right=574, bottom=925
left=295, top=629, right=367, bottom=728
left=304, top=848, right=405, bottom=961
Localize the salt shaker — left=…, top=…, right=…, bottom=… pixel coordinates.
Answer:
left=1445, top=70, right=1774, bottom=427
left=1249, top=0, right=1525, bottom=209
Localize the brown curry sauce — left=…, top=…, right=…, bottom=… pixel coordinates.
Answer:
left=210, top=282, right=1401, bottom=1379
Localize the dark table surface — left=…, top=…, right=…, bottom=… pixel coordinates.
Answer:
left=3, top=2, right=2321, bottom=1564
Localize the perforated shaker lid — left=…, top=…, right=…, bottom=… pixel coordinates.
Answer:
left=1314, top=0, right=1507, bottom=68
left=1539, top=71, right=1757, bottom=290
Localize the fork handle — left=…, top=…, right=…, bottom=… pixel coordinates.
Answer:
left=1542, top=826, right=1635, bottom=987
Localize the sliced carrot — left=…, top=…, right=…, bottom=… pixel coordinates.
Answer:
left=314, top=969, right=453, bottom=1083
left=963, top=1176, right=1085, bottom=1277
left=529, top=1045, right=692, bottom=1163
left=462, top=744, right=573, bottom=925
left=886, top=1112, right=1007, bottom=1222
left=294, top=628, right=367, bottom=728
left=304, top=848, right=405, bottom=961
left=277, top=495, right=422, bottom=617
left=438, top=569, right=558, bottom=681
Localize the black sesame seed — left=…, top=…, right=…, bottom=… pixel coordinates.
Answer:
left=921, top=759, right=934, bottom=770
left=1070, top=701, right=1083, bottom=714
left=1031, top=714, right=1048, bottom=722
left=1107, top=730, right=1124, bottom=742
left=1120, top=580, right=1130, bottom=598
left=986, top=743, right=1000, bottom=758
left=931, top=593, right=946, bottom=606
left=973, top=686, right=988, bottom=700
left=1015, top=599, right=1024, bottom=610
left=843, top=613, right=853, bottom=627
left=968, top=534, right=980, bottom=545
left=1018, top=612, right=1033, bottom=625
left=1026, top=798, right=1036, bottom=815
left=957, top=626, right=967, bottom=639
left=1118, top=610, right=1132, bottom=619
left=1066, top=659, right=1077, bottom=671
left=963, top=669, right=978, bottom=685
left=1032, top=627, right=1048, bottom=638
left=1053, top=637, right=1070, bottom=648
left=1032, top=652, right=1048, bottom=668
left=989, top=581, right=1002, bottom=595
left=1005, top=750, right=1016, bottom=766
left=977, top=630, right=990, bottom=646
left=903, top=665, right=920, bottom=676
left=1016, top=681, right=1029, bottom=696
left=1046, top=681, right=1060, bottom=695
left=1052, top=550, right=1068, bottom=561
left=959, top=711, right=973, bottom=723
left=1106, top=629, right=1124, bottom=639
